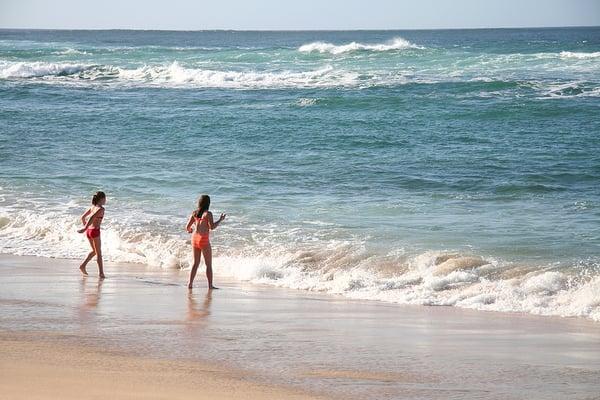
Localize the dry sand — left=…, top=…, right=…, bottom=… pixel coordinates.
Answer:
left=0, top=331, right=324, bottom=400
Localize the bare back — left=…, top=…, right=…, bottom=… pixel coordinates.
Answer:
left=194, top=211, right=210, bottom=235
left=87, top=206, right=104, bottom=229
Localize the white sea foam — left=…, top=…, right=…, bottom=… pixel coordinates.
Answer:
left=296, top=98, right=318, bottom=107
left=54, top=48, right=90, bottom=55
left=116, top=62, right=360, bottom=88
left=298, top=37, right=424, bottom=54
left=1, top=203, right=599, bottom=321
left=0, top=60, right=367, bottom=88
left=559, top=51, right=600, bottom=59
left=0, top=202, right=190, bottom=269
left=4, top=200, right=595, bottom=322
left=539, top=81, right=600, bottom=99
left=217, top=251, right=600, bottom=321
left=1, top=50, right=597, bottom=93
left=0, top=61, right=89, bottom=79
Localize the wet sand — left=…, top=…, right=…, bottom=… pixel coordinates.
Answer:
left=1, top=254, right=599, bottom=399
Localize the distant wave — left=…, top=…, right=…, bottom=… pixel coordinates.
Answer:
left=298, top=37, right=424, bottom=54
left=1, top=59, right=598, bottom=95
left=54, top=48, right=90, bottom=56
left=538, top=81, right=600, bottom=99
left=0, top=61, right=89, bottom=79
left=559, top=51, right=600, bottom=59
left=0, top=201, right=599, bottom=322
left=117, top=62, right=362, bottom=88
left=295, top=97, right=319, bottom=107
left=0, top=60, right=367, bottom=88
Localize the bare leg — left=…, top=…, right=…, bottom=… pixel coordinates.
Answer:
left=202, top=244, right=217, bottom=289
left=79, top=238, right=95, bottom=275
left=188, top=247, right=202, bottom=289
left=91, top=236, right=105, bottom=279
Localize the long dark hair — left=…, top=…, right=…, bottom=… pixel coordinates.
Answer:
left=195, top=195, right=210, bottom=218
left=92, top=191, right=106, bottom=206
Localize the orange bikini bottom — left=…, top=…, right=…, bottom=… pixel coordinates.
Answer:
left=192, top=233, right=210, bottom=249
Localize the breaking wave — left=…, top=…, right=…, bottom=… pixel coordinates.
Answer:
left=1, top=50, right=598, bottom=93
left=0, top=61, right=89, bottom=79
left=0, top=60, right=365, bottom=88
left=0, top=205, right=599, bottom=322
left=54, top=48, right=90, bottom=55
left=298, top=37, right=424, bottom=54
left=217, top=249, right=600, bottom=322
left=115, top=62, right=358, bottom=88
left=559, top=51, right=600, bottom=59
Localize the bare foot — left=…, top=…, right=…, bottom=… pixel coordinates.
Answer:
left=209, top=286, right=219, bottom=290
left=188, top=284, right=193, bottom=289
left=79, top=265, right=88, bottom=276
left=99, top=274, right=106, bottom=280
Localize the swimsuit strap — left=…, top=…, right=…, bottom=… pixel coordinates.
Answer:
left=195, top=212, right=207, bottom=221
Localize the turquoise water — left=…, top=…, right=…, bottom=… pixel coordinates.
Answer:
left=1, top=28, right=599, bottom=320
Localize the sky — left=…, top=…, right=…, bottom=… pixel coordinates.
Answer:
left=1, top=0, right=599, bottom=30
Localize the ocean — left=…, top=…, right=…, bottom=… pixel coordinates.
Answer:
left=1, top=27, right=599, bottom=321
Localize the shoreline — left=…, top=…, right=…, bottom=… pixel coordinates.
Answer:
left=1, top=254, right=599, bottom=399
left=4, top=251, right=599, bottom=325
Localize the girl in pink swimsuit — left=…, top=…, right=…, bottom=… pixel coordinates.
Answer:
left=77, top=191, right=106, bottom=279
left=185, top=195, right=226, bottom=289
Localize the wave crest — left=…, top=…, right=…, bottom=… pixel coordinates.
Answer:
left=1, top=58, right=598, bottom=94
left=559, top=51, right=600, bottom=59
left=0, top=61, right=90, bottom=79
left=219, top=250, right=600, bottom=321
left=117, top=62, right=356, bottom=88
left=298, top=37, right=424, bottom=55
left=0, top=61, right=365, bottom=88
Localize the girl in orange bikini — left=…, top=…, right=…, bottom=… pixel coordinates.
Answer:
left=77, top=191, right=106, bottom=279
left=185, top=195, right=226, bottom=289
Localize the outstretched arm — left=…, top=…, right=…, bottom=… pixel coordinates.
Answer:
left=185, top=214, right=195, bottom=233
left=207, top=212, right=226, bottom=230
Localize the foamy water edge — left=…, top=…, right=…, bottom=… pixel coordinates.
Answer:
left=1, top=207, right=598, bottom=322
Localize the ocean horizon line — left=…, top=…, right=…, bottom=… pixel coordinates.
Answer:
left=1, top=25, right=599, bottom=33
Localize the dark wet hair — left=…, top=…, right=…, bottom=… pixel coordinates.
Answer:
left=92, top=191, right=106, bottom=206
left=195, top=195, right=210, bottom=218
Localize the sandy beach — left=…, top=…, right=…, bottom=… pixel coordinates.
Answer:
left=0, top=332, right=324, bottom=400
left=1, top=254, right=599, bottom=400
